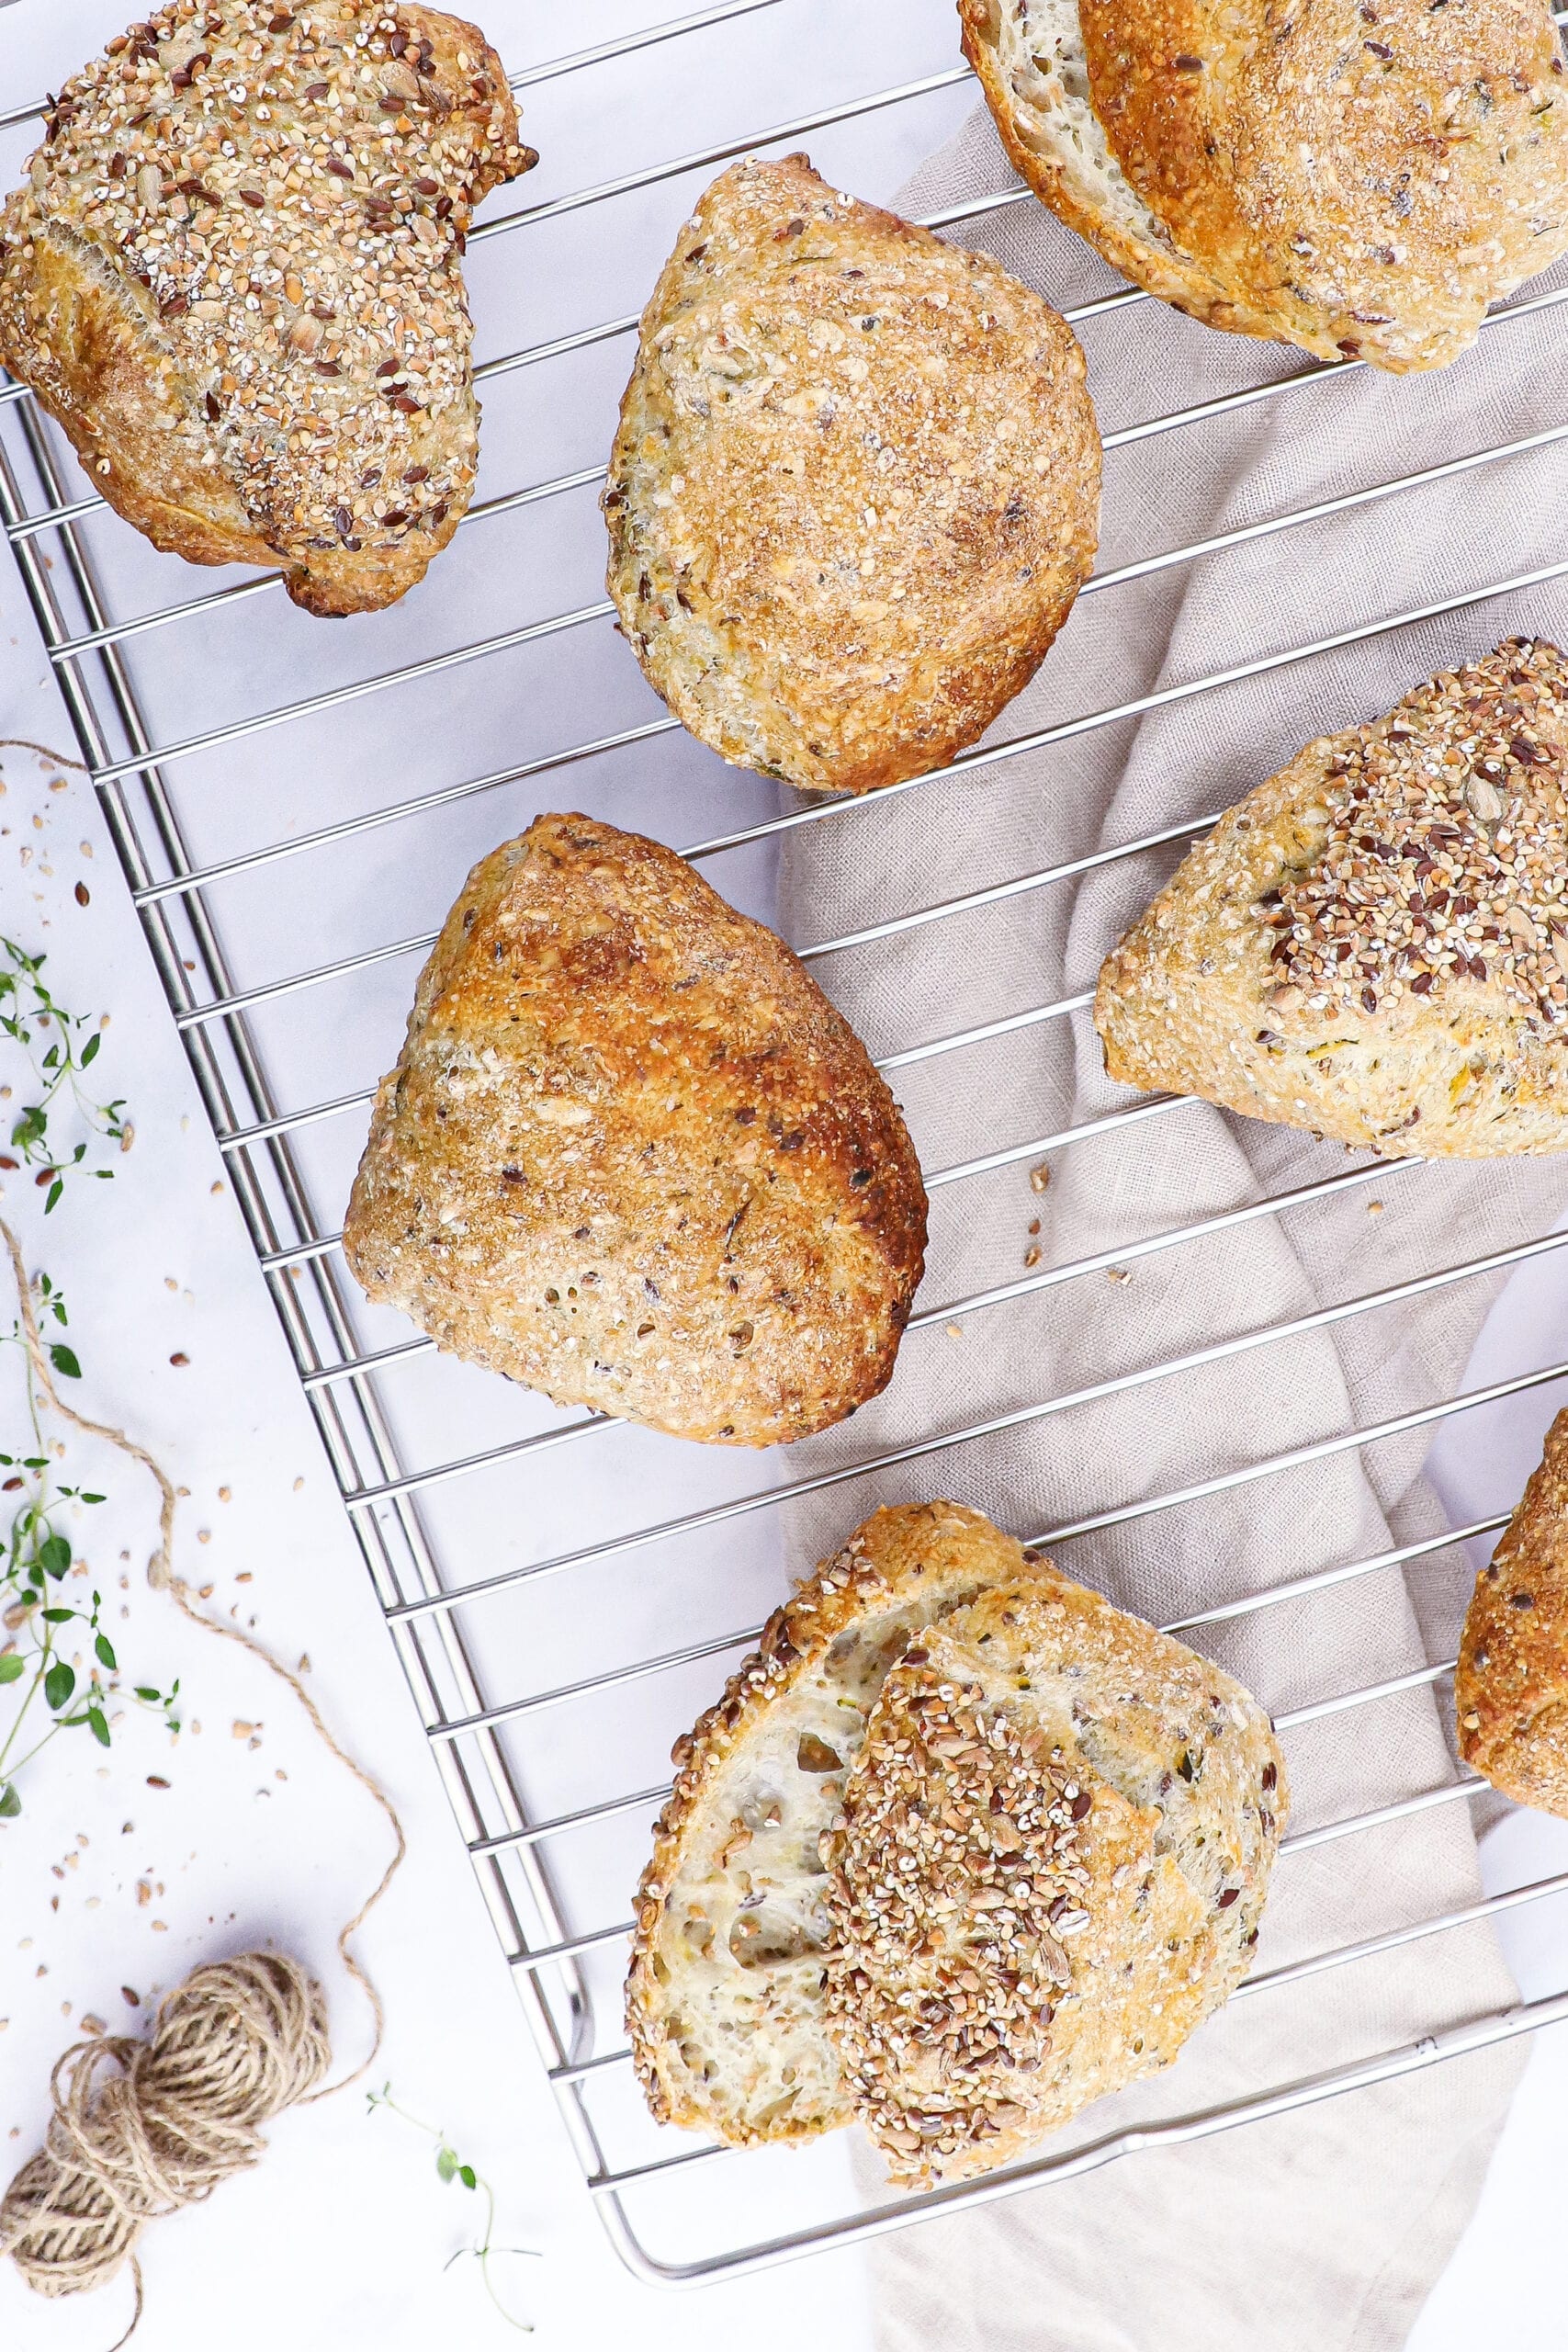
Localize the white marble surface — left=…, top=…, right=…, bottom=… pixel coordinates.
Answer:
left=0, top=4, right=1566, bottom=2347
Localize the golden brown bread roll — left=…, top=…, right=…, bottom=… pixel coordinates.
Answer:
left=0, top=0, right=533, bottom=616
left=626, top=1500, right=1286, bottom=2182
left=961, top=0, right=1568, bottom=372
left=604, top=152, right=1101, bottom=796
left=1458, top=1405, right=1568, bottom=1816
left=1095, top=639, right=1568, bottom=1157
left=344, top=814, right=928, bottom=1446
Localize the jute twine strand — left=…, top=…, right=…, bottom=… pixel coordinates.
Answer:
left=1, top=1953, right=331, bottom=2341
left=0, top=1218, right=407, bottom=2340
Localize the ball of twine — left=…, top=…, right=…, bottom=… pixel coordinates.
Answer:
left=0, top=1952, right=331, bottom=2331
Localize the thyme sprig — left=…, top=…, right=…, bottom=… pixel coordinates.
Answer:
left=0, top=939, right=168, bottom=1815
left=0, top=937, right=128, bottom=1212
left=0, top=1281, right=179, bottom=1818
left=367, top=2084, right=538, bottom=2331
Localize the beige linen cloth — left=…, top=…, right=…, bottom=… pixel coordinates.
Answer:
left=777, top=104, right=1568, bottom=2350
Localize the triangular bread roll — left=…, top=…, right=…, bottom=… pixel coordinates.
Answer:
left=344, top=814, right=926, bottom=1444
left=1096, top=639, right=1568, bottom=1158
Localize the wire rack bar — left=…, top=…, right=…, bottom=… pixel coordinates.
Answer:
left=38, top=464, right=608, bottom=661
left=300, top=1091, right=1207, bottom=1396
left=590, top=1996, right=1568, bottom=2263
left=678, top=555, right=1568, bottom=868
left=508, top=0, right=783, bottom=90
left=469, top=66, right=975, bottom=240
left=310, top=1151, right=1394, bottom=1478
left=143, top=718, right=680, bottom=917
left=125, top=526, right=1568, bottom=1039
left=1166, top=1513, right=1509, bottom=1636
left=433, top=1510, right=1492, bottom=1752
left=367, top=1236, right=1568, bottom=1603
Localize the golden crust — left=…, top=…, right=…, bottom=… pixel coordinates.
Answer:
left=823, top=1571, right=1286, bottom=2187
left=964, top=0, right=1568, bottom=372
left=604, top=153, right=1100, bottom=797
left=1095, top=639, right=1568, bottom=1158
left=958, top=0, right=1292, bottom=345
left=343, top=814, right=928, bottom=1446
left=626, top=1501, right=1041, bottom=2143
left=1081, top=0, right=1568, bottom=371
left=1458, top=1406, right=1568, bottom=1816
left=0, top=1, right=532, bottom=616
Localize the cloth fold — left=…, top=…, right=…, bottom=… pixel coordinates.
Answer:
left=776, top=99, right=1568, bottom=2352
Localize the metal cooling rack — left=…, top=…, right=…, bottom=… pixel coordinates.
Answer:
left=7, top=0, right=1568, bottom=2289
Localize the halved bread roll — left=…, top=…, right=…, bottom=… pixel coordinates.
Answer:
left=344, top=814, right=927, bottom=1445
left=626, top=1501, right=1287, bottom=2183
left=1095, top=639, right=1568, bottom=1158
left=1458, top=1404, right=1568, bottom=1817
left=626, top=1503, right=1036, bottom=2143
left=961, top=0, right=1568, bottom=373
left=604, top=153, right=1100, bottom=796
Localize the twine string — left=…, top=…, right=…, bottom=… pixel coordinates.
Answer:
left=0, top=1219, right=407, bottom=2334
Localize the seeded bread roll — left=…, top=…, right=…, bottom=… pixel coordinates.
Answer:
left=1095, top=639, right=1568, bottom=1157
left=0, top=0, right=533, bottom=616
left=343, top=813, right=927, bottom=1446
left=824, top=1572, right=1285, bottom=2186
left=960, top=0, right=1568, bottom=373
left=1458, top=1405, right=1568, bottom=1816
left=626, top=1502, right=1040, bottom=2144
left=604, top=153, right=1100, bottom=797
left=626, top=1502, right=1287, bottom=2184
